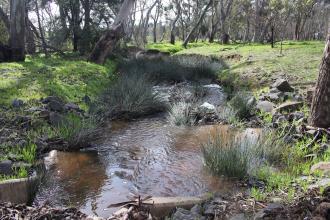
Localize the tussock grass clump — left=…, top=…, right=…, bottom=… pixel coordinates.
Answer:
left=96, top=73, right=165, bottom=119
left=202, top=128, right=290, bottom=179
left=228, top=92, right=255, bottom=120
left=202, top=132, right=254, bottom=179
left=168, top=102, right=195, bottom=126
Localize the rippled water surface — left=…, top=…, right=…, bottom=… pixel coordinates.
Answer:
left=34, top=115, right=260, bottom=217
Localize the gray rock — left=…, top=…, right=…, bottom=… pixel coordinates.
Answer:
left=288, top=112, right=304, bottom=121
left=12, top=99, right=24, bottom=108
left=254, top=203, right=284, bottom=220
left=172, top=208, right=205, bottom=220
left=229, top=213, right=246, bottom=220
left=42, top=96, right=63, bottom=104
left=64, top=103, right=81, bottom=112
left=48, top=100, right=64, bottom=112
left=308, top=178, right=330, bottom=189
left=190, top=204, right=203, bottom=215
left=199, top=102, right=216, bottom=114
left=272, top=79, right=294, bottom=92
left=247, top=97, right=257, bottom=108
left=203, top=204, right=218, bottom=216
left=268, top=93, right=281, bottom=102
left=0, top=160, right=13, bottom=175
left=311, top=162, right=330, bottom=175
left=49, top=112, right=64, bottom=126
left=256, top=101, right=275, bottom=113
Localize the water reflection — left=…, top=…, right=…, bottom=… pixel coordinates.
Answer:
left=34, top=117, right=261, bottom=217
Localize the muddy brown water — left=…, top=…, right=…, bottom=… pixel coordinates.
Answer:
left=34, top=115, right=260, bottom=217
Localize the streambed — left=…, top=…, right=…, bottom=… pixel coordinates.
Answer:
left=33, top=114, right=260, bottom=217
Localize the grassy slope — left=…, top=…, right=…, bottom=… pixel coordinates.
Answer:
left=177, top=41, right=324, bottom=85
left=0, top=55, right=116, bottom=108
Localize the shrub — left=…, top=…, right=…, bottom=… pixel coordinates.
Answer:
left=96, top=73, right=165, bottom=119
left=21, top=143, right=37, bottom=164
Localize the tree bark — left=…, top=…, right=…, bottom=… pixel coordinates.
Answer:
left=170, top=0, right=181, bottom=45
left=35, top=0, right=49, bottom=57
left=0, top=6, right=9, bottom=30
left=183, top=0, right=212, bottom=48
left=310, top=31, right=330, bottom=128
left=9, top=0, right=25, bottom=61
left=89, top=0, right=135, bottom=64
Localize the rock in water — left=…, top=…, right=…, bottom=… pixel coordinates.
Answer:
left=272, top=79, right=294, bottom=92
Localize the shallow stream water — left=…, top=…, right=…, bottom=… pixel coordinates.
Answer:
left=34, top=115, right=260, bottom=217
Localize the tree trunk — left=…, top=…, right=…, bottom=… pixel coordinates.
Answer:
left=183, top=0, right=212, bottom=48
left=310, top=31, right=330, bottom=128
left=0, top=6, right=9, bottom=30
left=89, top=0, right=135, bottom=64
left=170, top=1, right=181, bottom=45
left=79, top=0, right=92, bottom=54
left=35, top=0, right=49, bottom=57
left=9, top=0, right=25, bottom=61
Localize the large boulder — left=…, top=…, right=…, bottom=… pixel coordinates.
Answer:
left=272, top=78, right=294, bottom=92
left=256, top=101, right=275, bottom=113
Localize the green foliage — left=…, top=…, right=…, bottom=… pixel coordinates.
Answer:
left=178, top=41, right=324, bottom=86
left=96, top=73, right=165, bottom=119
left=251, top=187, right=267, bottom=201
left=0, top=55, right=115, bottom=107
left=21, top=143, right=37, bottom=164
left=228, top=92, right=254, bottom=120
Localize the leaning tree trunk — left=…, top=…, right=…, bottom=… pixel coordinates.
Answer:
left=89, top=0, right=135, bottom=64
left=9, top=0, right=26, bottom=61
left=182, top=0, right=212, bottom=48
left=310, top=32, right=330, bottom=128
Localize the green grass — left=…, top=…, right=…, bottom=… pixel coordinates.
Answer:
left=177, top=41, right=324, bottom=85
left=0, top=54, right=116, bottom=108
left=146, top=41, right=215, bottom=54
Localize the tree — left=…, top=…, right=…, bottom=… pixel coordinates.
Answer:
left=170, top=0, right=181, bottom=45
left=89, top=0, right=135, bottom=64
left=183, top=0, right=212, bottom=48
left=9, top=0, right=26, bottom=61
left=310, top=29, right=330, bottom=128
